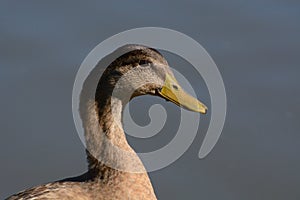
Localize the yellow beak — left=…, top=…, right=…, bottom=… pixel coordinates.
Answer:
left=158, top=74, right=207, bottom=114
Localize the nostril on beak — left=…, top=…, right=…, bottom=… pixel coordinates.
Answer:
left=172, top=84, right=179, bottom=90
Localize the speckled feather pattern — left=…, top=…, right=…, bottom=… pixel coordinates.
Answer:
left=7, top=171, right=156, bottom=200
left=6, top=45, right=172, bottom=200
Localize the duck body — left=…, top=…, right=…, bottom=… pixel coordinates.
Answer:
left=7, top=171, right=156, bottom=200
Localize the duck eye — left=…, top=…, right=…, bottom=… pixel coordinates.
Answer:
left=139, top=60, right=151, bottom=66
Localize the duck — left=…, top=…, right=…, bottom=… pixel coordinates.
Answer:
left=6, top=44, right=207, bottom=200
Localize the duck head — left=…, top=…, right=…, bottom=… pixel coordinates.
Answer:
left=97, top=44, right=207, bottom=114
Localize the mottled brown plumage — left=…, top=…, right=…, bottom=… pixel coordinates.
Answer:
left=7, top=44, right=207, bottom=200
left=6, top=45, right=169, bottom=200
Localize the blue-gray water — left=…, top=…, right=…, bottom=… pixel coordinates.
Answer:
left=1, top=1, right=300, bottom=199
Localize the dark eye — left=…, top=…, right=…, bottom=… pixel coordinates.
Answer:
left=139, top=60, right=151, bottom=66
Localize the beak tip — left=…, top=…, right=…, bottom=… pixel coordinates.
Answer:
left=201, top=107, right=208, bottom=114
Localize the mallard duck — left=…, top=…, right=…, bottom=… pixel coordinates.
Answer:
left=6, top=44, right=207, bottom=200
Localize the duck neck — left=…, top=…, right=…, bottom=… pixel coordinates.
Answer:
left=82, top=92, right=146, bottom=178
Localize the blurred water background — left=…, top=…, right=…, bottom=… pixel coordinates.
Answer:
left=0, top=1, right=299, bottom=199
